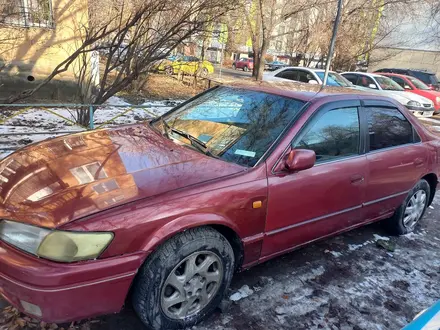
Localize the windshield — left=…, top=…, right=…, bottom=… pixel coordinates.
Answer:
left=315, top=72, right=351, bottom=87
left=153, top=87, right=306, bottom=167
left=408, top=76, right=430, bottom=90
left=375, top=76, right=404, bottom=91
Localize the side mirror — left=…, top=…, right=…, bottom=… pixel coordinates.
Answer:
left=308, top=80, right=319, bottom=85
left=368, top=84, right=377, bottom=89
left=284, top=149, right=316, bottom=172
left=404, top=85, right=411, bottom=90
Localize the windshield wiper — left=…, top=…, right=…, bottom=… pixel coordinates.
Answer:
left=169, top=128, right=218, bottom=158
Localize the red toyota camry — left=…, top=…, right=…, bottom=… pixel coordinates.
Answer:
left=378, top=72, right=440, bottom=114
left=0, top=83, right=439, bottom=330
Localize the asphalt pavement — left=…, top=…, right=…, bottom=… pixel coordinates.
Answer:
left=211, top=65, right=253, bottom=80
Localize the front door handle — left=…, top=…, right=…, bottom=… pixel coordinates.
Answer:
left=350, top=174, right=364, bottom=184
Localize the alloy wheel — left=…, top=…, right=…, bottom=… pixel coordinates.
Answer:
left=403, top=190, right=427, bottom=230
left=161, top=251, right=223, bottom=320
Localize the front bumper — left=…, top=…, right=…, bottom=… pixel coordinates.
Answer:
left=0, top=241, right=147, bottom=323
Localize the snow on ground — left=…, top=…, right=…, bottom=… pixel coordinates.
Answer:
left=0, top=96, right=180, bottom=159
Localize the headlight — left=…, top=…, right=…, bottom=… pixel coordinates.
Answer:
left=407, top=100, right=421, bottom=107
left=436, top=97, right=440, bottom=105
left=0, top=220, right=113, bottom=263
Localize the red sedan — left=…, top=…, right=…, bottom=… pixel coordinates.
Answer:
left=0, top=83, right=439, bottom=329
left=378, top=72, right=440, bottom=113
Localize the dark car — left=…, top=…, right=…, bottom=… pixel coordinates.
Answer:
left=374, top=68, right=440, bottom=91
left=1, top=83, right=439, bottom=330
left=266, top=61, right=287, bottom=71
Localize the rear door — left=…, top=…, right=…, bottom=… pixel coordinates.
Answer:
left=362, top=100, right=428, bottom=221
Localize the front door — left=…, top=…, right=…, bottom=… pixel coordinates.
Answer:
left=262, top=103, right=367, bottom=259
left=362, top=104, right=429, bottom=221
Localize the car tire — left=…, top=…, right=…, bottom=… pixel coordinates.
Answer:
left=385, top=179, right=430, bottom=235
left=200, top=68, right=208, bottom=78
left=165, top=66, right=174, bottom=75
left=243, top=66, right=248, bottom=72
left=132, top=227, right=235, bottom=330
left=232, top=64, right=236, bottom=70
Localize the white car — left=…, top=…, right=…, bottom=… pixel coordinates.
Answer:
left=341, top=72, right=435, bottom=117
left=263, top=67, right=353, bottom=88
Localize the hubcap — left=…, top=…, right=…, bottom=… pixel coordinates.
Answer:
left=161, top=251, right=223, bottom=320
left=403, top=190, right=427, bottom=230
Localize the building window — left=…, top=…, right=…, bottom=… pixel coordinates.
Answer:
left=0, top=0, right=54, bottom=28
left=70, top=162, right=107, bottom=184
left=93, top=179, right=119, bottom=194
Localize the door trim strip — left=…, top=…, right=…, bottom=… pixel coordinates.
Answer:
left=265, top=190, right=409, bottom=237
left=266, top=205, right=362, bottom=237
left=363, top=190, right=408, bottom=206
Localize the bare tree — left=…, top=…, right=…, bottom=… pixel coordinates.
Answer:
left=3, top=0, right=236, bottom=114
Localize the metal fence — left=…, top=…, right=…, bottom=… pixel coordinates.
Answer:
left=0, top=103, right=170, bottom=153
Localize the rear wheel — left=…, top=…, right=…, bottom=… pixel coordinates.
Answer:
left=385, top=179, right=430, bottom=235
left=200, top=68, right=209, bottom=78
left=165, top=66, right=174, bottom=75
left=243, top=66, right=249, bottom=72
left=132, top=227, right=235, bottom=330
left=232, top=63, right=236, bottom=70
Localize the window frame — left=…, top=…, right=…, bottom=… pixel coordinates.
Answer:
left=1, top=0, right=54, bottom=28
left=288, top=99, right=366, bottom=167
left=361, top=100, right=421, bottom=154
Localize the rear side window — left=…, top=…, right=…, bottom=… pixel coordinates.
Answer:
left=342, top=74, right=358, bottom=85
left=293, top=107, right=360, bottom=163
left=366, top=107, right=414, bottom=151
left=276, top=69, right=298, bottom=81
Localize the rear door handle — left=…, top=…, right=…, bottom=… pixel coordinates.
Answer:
left=350, top=174, right=364, bottom=184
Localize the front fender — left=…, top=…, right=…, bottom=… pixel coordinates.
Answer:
left=139, top=212, right=242, bottom=255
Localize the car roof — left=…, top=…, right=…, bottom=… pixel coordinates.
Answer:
left=381, top=68, right=435, bottom=74
left=376, top=72, right=414, bottom=79
left=342, top=72, right=384, bottom=78
left=225, top=79, right=390, bottom=103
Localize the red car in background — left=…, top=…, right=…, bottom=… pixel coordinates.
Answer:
left=232, top=58, right=253, bottom=71
left=378, top=73, right=440, bottom=113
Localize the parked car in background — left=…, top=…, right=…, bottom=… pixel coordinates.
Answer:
left=157, top=56, right=214, bottom=77
left=374, top=68, right=440, bottom=91
left=232, top=58, right=253, bottom=72
left=264, top=67, right=353, bottom=88
left=265, top=61, right=287, bottom=71
left=342, top=72, right=435, bottom=117
left=2, top=82, right=438, bottom=330
left=377, top=73, right=440, bottom=114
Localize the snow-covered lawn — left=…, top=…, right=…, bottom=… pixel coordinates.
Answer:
left=0, top=97, right=180, bottom=159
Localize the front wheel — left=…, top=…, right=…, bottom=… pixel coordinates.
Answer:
left=165, top=66, right=174, bottom=75
left=385, top=179, right=430, bottom=235
left=232, top=64, right=236, bottom=70
left=243, top=66, right=249, bottom=72
left=200, top=68, right=209, bottom=78
left=132, top=227, right=235, bottom=330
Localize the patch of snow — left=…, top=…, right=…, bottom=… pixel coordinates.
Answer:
left=229, top=285, right=254, bottom=302
left=330, top=251, right=343, bottom=257
left=404, top=232, right=420, bottom=240
left=429, top=205, right=435, bottom=210
left=373, top=234, right=390, bottom=241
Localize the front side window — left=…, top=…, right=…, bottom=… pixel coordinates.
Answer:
left=408, top=76, right=430, bottom=90
left=297, top=71, right=315, bottom=83
left=366, top=107, right=414, bottom=151
left=357, top=75, right=377, bottom=89
left=293, top=107, right=360, bottom=163
left=153, top=87, right=306, bottom=167
left=375, top=76, right=404, bottom=91
left=389, top=76, right=409, bottom=89
left=0, top=0, right=53, bottom=27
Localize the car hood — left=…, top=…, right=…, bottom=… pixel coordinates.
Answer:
left=375, top=90, right=433, bottom=105
left=0, top=124, right=245, bottom=228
